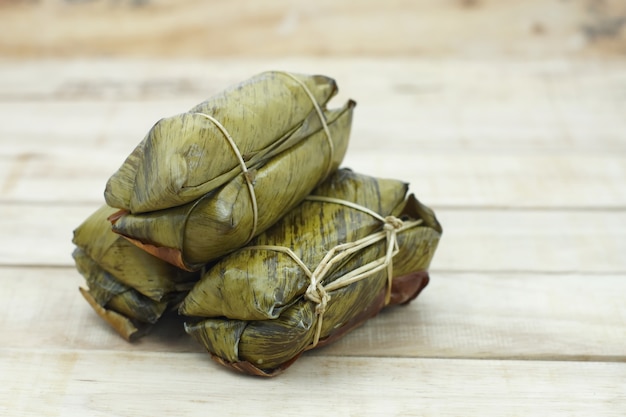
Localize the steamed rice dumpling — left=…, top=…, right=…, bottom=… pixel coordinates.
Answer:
left=108, top=89, right=354, bottom=271
left=71, top=71, right=442, bottom=377
left=105, top=71, right=340, bottom=214
left=182, top=169, right=442, bottom=376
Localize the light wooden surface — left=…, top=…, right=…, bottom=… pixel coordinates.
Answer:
left=1, top=58, right=624, bottom=416
left=1, top=1, right=626, bottom=414
left=2, top=0, right=626, bottom=58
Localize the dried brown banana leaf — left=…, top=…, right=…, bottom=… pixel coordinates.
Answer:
left=79, top=288, right=140, bottom=341
left=182, top=169, right=442, bottom=376
left=110, top=100, right=355, bottom=270
left=105, top=71, right=339, bottom=214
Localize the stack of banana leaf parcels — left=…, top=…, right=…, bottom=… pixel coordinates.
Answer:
left=72, top=71, right=442, bottom=376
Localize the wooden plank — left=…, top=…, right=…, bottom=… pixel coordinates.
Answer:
left=321, top=272, right=626, bottom=361
left=1, top=350, right=624, bottom=417
left=3, top=58, right=626, bottom=102
left=2, top=266, right=625, bottom=362
left=1, top=48, right=624, bottom=417
left=1, top=0, right=625, bottom=58
left=0, top=203, right=101, bottom=267
left=436, top=209, right=626, bottom=273
left=2, top=204, right=624, bottom=272
left=2, top=150, right=626, bottom=209
left=343, top=151, right=626, bottom=209
left=0, top=266, right=199, bottom=353
left=2, top=59, right=626, bottom=153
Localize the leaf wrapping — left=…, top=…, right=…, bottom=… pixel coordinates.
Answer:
left=110, top=97, right=355, bottom=270
left=182, top=169, right=442, bottom=375
left=72, top=205, right=198, bottom=340
left=72, top=72, right=443, bottom=377
left=105, top=71, right=339, bottom=213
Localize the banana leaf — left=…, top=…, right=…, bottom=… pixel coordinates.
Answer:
left=182, top=169, right=442, bottom=376
left=180, top=169, right=409, bottom=320
left=110, top=100, right=355, bottom=271
left=74, top=248, right=168, bottom=340
left=73, top=248, right=168, bottom=324
left=72, top=205, right=199, bottom=339
left=105, top=71, right=339, bottom=214
left=72, top=205, right=198, bottom=301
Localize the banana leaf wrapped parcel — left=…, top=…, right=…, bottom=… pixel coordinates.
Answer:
left=105, top=71, right=355, bottom=271
left=72, top=205, right=199, bottom=340
left=181, top=169, right=442, bottom=376
left=70, top=70, right=442, bottom=378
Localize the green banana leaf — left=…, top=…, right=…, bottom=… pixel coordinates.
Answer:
left=110, top=100, right=355, bottom=270
left=105, top=71, right=339, bottom=214
left=72, top=205, right=199, bottom=340
left=182, top=169, right=442, bottom=376
left=73, top=248, right=168, bottom=325
left=72, top=205, right=198, bottom=301
left=180, top=169, right=409, bottom=320
left=74, top=247, right=169, bottom=340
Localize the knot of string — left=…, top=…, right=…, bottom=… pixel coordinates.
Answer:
left=303, top=213, right=405, bottom=347
left=244, top=196, right=422, bottom=349
left=193, top=112, right=258, bottom=245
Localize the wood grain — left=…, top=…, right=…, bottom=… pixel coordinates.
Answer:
left=1, top=57, right=625, bottom=415
left=2, top=267, right=625, bottom=361
left=1, top=0, right=626, bottom=58
left=1, top=350, right=624, bottom=417
left=3, top=59, right=626, bottom=153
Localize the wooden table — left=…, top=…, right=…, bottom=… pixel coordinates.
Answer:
left=1, top=2, right=625, bottom=415
left=1, top=57, right=624, bottom=416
